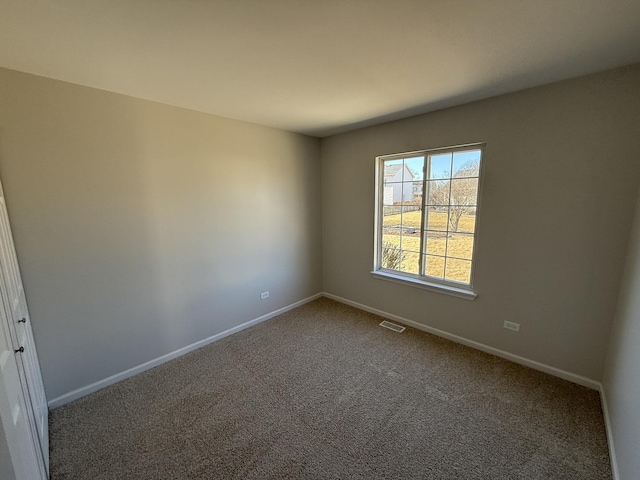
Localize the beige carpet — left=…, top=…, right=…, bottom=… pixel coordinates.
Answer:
left=49, top=297, right=612, bottom=479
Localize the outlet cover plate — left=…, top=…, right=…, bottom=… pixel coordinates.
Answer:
left=504, top=321, right=520, bottom=332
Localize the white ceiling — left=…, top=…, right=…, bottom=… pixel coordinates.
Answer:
left=1, top=1, right=640, bottom=137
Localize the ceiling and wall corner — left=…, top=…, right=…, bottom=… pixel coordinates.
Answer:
left=0, top=0, right=639, bottom=137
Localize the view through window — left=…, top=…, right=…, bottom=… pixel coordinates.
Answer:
left=376, top=145, right=483, bottom=289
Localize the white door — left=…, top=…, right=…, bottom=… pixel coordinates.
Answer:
left=0, top=179, right=48, bottom=477
left=0, top=303, right=46, bottom=480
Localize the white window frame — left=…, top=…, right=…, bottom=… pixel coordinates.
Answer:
left=372, top=143, right=485, bottom=300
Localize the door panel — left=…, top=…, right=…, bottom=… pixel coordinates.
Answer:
left=0, top=180, right=48, bottom=476
left=0, top=304, right=45, bottom=480
left=0, top=201, right=49, bottom=464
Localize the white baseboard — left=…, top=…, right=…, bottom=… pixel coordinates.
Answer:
left=322, top=292, right=601, bottom=390
left=49, top=289, right=602, bottom=402
left=599, top=385, right=620, bottom=480
left=47, top=293, right=322, bottom=409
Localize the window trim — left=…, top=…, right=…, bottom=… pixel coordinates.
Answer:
left=370, top=270, right=478, bottom=300
left=373, top=142, right=485, bottom=299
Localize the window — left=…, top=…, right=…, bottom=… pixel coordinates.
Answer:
left=373, top=144, right=484, bottom=299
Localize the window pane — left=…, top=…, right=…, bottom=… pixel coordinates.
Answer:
left=400, top=250, right=420, bottom=275
left=382, top=184, right=396, bottom=206
left=381, top=247, right=403, bottom=270
left=425, top=179, right=449, bottom=206
left=399, top=228, right=420, bottom=254
left=428, top=153, right=452, bottom=180
left=382, top=230, right=401, bottom=250
left=456, top=209, right=477, bottom=234
left=383, top=160, right=404, bottom=184
left=404, top=156, right=424, bottom=182
left=452, top=150, right=481, bottom=177
left=382, top=208, right=402, bottom=226
left=382, top=204, right=402, bottom=252
left=448, top=208, right=477, bottom=232
left=383, top=206, right=420, bottom=256
left=445, top=258, right=472, bottom=284
left=424, top=231, right=447, bottom=256
left=450, top=178, right=478, bottom=205
left=401, top=182, right=417, bottom=205
left=446, top=233, right=474, bottom=260
left=399, top=206, right=420, bottom=263
left=400, top=205, right=422, bottom=231
left=412, top=180, right=423, bottom=204
left=425, top=207, right=449, bottom=232
left=423, top=255, right=445, bottom=279
left=383, top=182, right=405, bottom=205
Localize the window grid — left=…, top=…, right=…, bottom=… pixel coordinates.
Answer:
left=377, top=144, right=483, bottom=289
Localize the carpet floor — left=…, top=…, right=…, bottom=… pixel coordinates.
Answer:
left=49, top=297, right=612, bottom=479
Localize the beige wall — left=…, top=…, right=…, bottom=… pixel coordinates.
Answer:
left=602, top=188, right=640, bottom=480
left=0, top=68, right=322, bottom=401
left=321, top=64, right=640, bottom=381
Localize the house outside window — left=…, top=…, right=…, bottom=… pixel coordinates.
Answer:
left=373, top=144, right=484, bottom=299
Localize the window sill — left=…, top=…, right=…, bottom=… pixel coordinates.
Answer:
left=371, top=270, right=477, bottom=301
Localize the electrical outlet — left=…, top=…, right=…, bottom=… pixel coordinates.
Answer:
left=260, top=291, right=269, bottom=300
left=503, top=321, right=520, bottom=332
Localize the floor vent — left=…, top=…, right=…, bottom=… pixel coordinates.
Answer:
left=379, top=320, right=406, bottom=333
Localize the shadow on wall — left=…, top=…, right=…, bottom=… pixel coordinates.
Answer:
left=0, top=68, right=321, bottom=400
